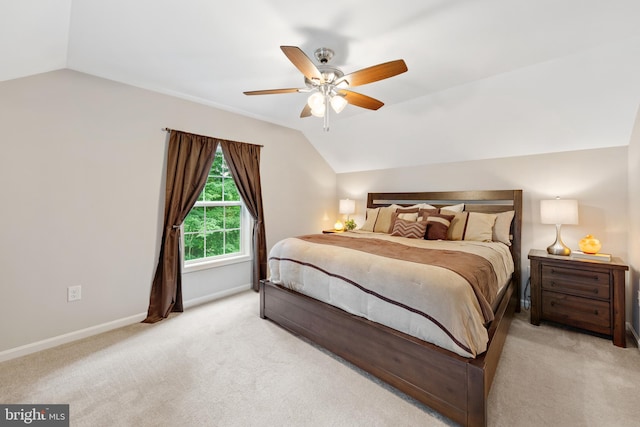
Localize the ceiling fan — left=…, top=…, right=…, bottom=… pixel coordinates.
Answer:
left=243, top=46, right=408, bottom=131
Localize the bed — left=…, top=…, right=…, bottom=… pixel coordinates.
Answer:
left=260, top=190, right=522, bottom=427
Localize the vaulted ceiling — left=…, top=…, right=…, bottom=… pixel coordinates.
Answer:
left=2, top=0, right=640, bottom=173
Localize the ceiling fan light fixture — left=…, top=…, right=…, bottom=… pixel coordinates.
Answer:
left=307, top=92, right=324, bottom=109
left=310, top=107, right=325, bottom=118
left=330, top=94, right=347, bottom=114
left=244, top=45, right=408, bottom=131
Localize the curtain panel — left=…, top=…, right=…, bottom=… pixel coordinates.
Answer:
left=220, top=140, right=267, bottom=291
left=144, top=131, right=219, bottom=323
left=144, top=130, right=266, bottom=323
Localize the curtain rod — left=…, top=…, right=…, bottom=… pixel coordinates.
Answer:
left=162, top=128, right=263, bottom=148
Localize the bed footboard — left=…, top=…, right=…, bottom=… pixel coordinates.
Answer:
left=260, top=278, right=517, bottom=427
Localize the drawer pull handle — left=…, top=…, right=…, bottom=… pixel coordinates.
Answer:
left=594, top=310, right=599, bottom=315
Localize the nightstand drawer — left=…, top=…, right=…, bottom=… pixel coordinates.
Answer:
left=541, top=291, right=610, bottom=335
left=541, top=265, right=610, bottom=300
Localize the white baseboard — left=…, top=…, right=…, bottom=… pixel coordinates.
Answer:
left=183, top=283, right=252, bottom=309
left=0, top=312, right=147, bottom=363
left=626, top=322, right=640, bottom=353
left=0, top=284, right=252, bottom=363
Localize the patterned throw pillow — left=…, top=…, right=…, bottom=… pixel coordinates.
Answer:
left=425, top=213, right=455, bottom=240
left=388, top=209, right=419, bottom=233
left=391, top=218, right=428, bottom=239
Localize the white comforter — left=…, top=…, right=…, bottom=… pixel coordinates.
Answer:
left=268, top=231, right=514, bottom=358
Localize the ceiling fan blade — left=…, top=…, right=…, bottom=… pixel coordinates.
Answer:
left=243, top=88, right=302, bottom=95
left=300, top=104, right=312, bottom=118
left=337, top=59, right=408, bottom=87
left=338, top=90, right=384, bottom=110
left=280, top=46, right=323, bottom=82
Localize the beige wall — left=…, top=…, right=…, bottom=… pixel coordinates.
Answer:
left=0, top=70, right=336, bottom=357
left=337, top=147, right=630, bottom=320
left=628, top=107, right=640, bottom=339
left=1, top=68, right=636, bottom=358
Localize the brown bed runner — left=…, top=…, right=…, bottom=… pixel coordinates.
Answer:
left=297, top=234, right=499, bottom=323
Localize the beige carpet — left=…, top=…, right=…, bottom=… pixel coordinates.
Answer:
left=1, top=290, right=638, bottom=427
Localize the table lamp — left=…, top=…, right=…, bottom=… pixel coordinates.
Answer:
left=540, top=197, right=579, bottom=255
left=339, top=199, right=355, bottom=220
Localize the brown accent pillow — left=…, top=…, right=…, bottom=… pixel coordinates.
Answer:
left=425, top=213, right=455, bottom=240
left=388, top=208, right=420, bottom=232
left=417, top=208, right=439, bottom=221
left=391, top=218, right=428, bottom=239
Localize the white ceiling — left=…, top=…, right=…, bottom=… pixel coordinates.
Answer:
left=2, top=0, right=640, bottom=172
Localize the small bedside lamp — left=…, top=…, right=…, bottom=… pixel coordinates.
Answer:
left=540, top=197, right=579, bottom=256
left=339, top=199, right=355, bottom=221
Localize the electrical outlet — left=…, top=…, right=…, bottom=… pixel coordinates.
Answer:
left=68, top=285, right=82, bottom=302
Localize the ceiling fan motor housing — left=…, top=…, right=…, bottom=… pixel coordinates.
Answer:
left=305, top=65, right=344, bottom=88
left=314, top=47, right=334, bottom=64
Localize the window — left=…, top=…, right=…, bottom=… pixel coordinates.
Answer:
left=182, top=148, right=250, bottom=269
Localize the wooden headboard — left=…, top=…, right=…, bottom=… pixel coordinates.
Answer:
left=367, top=190, right=523, bottom=308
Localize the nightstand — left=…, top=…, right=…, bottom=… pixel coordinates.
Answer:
left=322, top=229, right=342, bottom=234
left=528, top=249, right=628, bottom=347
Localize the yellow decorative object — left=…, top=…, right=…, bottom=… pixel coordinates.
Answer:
left=578, top=234, right=602, bottom=254
left=334, top=220, right=344, bottom=231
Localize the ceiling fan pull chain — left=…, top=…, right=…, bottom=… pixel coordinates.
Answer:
left=324, top=94, right=330, bottom=131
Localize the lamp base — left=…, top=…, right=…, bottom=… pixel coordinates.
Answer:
left=547, top=224, right=571, bottom=256
left=547, top=242, right=571, bottom=256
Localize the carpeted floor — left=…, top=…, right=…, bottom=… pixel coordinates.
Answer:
left=1, top=290, right=638, bottom=426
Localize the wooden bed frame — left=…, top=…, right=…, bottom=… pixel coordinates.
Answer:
left=260, top=190, right=523, bottom=427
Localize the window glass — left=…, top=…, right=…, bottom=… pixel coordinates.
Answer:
left=183, top=149, right=246, bottom=264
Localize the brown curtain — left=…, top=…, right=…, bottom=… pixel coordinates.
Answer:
left=144, top=131, right=219, bottom=323
left=220, top=140, right=267, bottom=291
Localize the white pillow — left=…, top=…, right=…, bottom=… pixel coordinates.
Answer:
left=440, top=203, right=465, bottom=213
left=404, top=203, right=437, bottom=210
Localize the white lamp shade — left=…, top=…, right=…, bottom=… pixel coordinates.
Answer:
left=330, top=95, right=348, bottom=113
left=339, top=199, right=355, bottom=215
left=307, top=92, right=325, bottom=117
left=310, top=107, right=325, bottom=117
left=307, top=92, right=324, bottom=109
left=540, top=198, right=579, bottom=225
